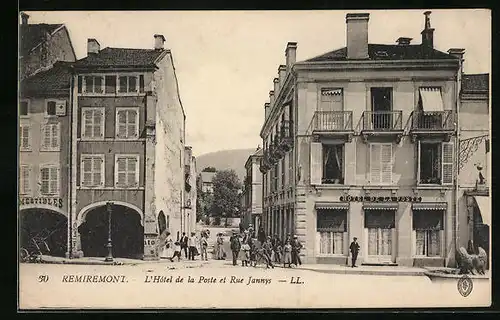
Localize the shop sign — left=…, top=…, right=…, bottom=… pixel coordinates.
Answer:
left=339, top=196, right=423, bottom=203
left=19, top=197, right=63, bottom=208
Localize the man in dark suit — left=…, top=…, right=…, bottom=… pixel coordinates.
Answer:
left=349, top=237, right=360, bottom=268
left=180, top=232, right=189, bottom=258
left=230, top=231, right=241, bottom=266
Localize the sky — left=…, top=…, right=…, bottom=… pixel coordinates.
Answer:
left=24, top=10, right=491, bottom=157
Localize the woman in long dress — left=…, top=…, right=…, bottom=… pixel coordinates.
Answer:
left=161, top=233, right=173, bottom=259
left=283, top=239, right=292, bottom=268
left=216, top=233, right=225, bottom=260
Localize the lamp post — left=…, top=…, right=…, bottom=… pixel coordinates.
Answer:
left=105, top=201, right=114, bottom=262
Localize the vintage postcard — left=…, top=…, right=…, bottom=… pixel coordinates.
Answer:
left=18, top=9, right=491, bottom=310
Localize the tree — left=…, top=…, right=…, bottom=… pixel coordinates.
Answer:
left=210, top=169, right=242, bottom=227
left=202, top=166, right=217, bottom=172
left=196, top=175, right=213, bottom=223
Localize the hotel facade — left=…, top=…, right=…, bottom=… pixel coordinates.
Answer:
left=260, top=12, right=467, bottom=267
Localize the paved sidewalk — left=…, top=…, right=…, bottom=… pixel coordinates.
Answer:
left=299, top=264, right=427, bottom=276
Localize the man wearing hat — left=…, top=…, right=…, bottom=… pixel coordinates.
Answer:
left=291, top=235, right=302, bottom=266
left=349, top=237, right=360, bottom=267
left=230, top=231, right=241, bottom=266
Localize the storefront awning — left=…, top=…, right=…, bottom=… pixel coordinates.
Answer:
left=362, top=202, right=398, bottom=210
left=412, top=202, right=447, bottom=211
left=474, top=196, right=491, bottom=226
left=315, top=202, right=349, bottom=210
left=419, top=87, right=444, bottom=112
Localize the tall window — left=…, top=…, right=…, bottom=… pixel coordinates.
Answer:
left=115, top=155, right=139, bottom=188
left=19, top=165, right=31, bottom=195
left=370, top=143, right=393, bottom=185
left=418, top=142, right=453, bottom=185
left=81, top=107, right=104, bottom=139
left=413, top=210, right=443, bottom=256
left=323, top=144, right=344, bottom=184
left=81, top=155, right=105, bottom=187
left=20, top=100, right=29, bottom=116
left=365, top=209, right=395, bottom=256
left=41, top=123, right=60, bottom=151
left=317, top=209, right=347, bottom=255
left=40, top=165, right=59, bottom=195
left=83, top=75, right=104, bottom=94
left=119, top=76, right=138, bottom=94
left=19, top=124, right=31, bottom=151
left=116, top=107, right=139, bottom=139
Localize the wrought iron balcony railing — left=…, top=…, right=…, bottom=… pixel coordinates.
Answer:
left=361, top=111, right=403, bottom=131
left=410, top=110, right=454, bottom=131
left=311, top=111, right=353, bottom=132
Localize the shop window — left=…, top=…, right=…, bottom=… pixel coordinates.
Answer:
left=413, top=210, right=443, bottom=257
left=365, top=209, right=395, bottom=256
left=317, top=209, right=347, bottom=255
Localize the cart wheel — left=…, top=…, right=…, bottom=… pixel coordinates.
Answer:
left=20, top=248, right=29, bottom=262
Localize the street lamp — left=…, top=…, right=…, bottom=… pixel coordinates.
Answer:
left=105, top=201, right=114, bottom=262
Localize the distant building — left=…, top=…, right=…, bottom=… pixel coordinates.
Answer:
left=259, top=12, right=466, bottom=267
left=19, top=61, right=74, bottom=258
left=199, top=171, right=216, bottom=194
left=70, top=35, right=186, bottom=260
left=19, top=12, right=76, bottom=81
left=457, top=73, right=490, bottom=256
left=241, top=147, right=263, bottom=230
left=184, top=146, right=197, bottom=235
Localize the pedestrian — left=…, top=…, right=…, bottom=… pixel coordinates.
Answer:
left=291, top=235, right=302, bottom=266
left=283, top=239, right=292, bottom=268
left=257, top=226, right=266, bottom=245
left=239, top=222, right=244, bottom=234
left=200, top=232, right=208, bottom=261
left=349, top=237, right=360, bottom=268
left=230, top=231, right=241, bottom=266
left=262, top=236, right=274, bottom=269
left=273, top=235, right=282, bottom=264
left=170, top=241, right=182, bottom=262
left=160, top=233, right=173, bottom=259
left=188, top=232, right=197, bottom=260
left=180, top=232, right=189, bottom=259
left=241, top=230, right=251, bottom=267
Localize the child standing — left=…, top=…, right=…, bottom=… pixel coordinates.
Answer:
left=170, top=241, right=182, bottom=262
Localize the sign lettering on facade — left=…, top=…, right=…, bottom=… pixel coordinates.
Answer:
left=19, top=197, right=64, bottom=208
left=339, top=196, right=423, bottom=203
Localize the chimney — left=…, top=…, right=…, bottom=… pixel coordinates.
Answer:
left=396, top=37, right=412, bottom=46
left=273, top=78, right=279, bottom=97
left=421, top=11, right=435, bottom=49
left=269, top=90, right=275, bottom=106
left=20, top=12, right=29, bottom=25
left=87, top=38, right=100, bottom=55
left=448, top=48, right=465, bottom=73
left=278, top=65, right=287, bottom=87
left=154, top=34, right=166, bottom=50
left=285, top=42, right=297, bottom=71
left=264, top=103, right=270, bottom=119
left=346, top=13, right=370, bottom=60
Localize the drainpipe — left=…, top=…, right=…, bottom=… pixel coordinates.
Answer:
left=67, top=72, right=74, bottom=258
left=454, top=61, right=462, bottom=267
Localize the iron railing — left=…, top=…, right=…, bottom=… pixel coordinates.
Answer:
left=311, top=111, right=353, bottom=132
left=410, top=110, right=454, bottom=131
left=362, top=111, right=403, bottom=131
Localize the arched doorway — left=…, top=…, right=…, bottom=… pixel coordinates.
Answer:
left=158, top=211, right=166, bottom=235
left=78, top=204, right=144, bottom=259
left=20, top=208, right=68, bottom=257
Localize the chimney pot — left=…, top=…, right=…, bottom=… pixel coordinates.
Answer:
left=278, top=65, right=287, bottom=87
left=448, top=48, right=465, bottom=73
left=20, top=12, right=29, bottom=25
left=269, top=90, right=275, bottom=106
left=264, top=102, right=271, bottom=119
left=154, top=34, right=166, bottom=50
left=421, top=11, right=435, bottom=49
left=396, top=37, right=412, bottom=46
left=87, top=38, right=100, bottom=55
left=273, top=78, right=279, bottom=97
left=285, top=42, right=297, bottom=71
left=346, top=13, right=370, bottom=60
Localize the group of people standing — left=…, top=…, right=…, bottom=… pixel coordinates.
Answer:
left=229, top=225, right=303, bottom=269
left=160, top=231, right=210, bottom=261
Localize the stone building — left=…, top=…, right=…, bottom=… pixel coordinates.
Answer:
left=242, top=147, right=263, bottom=230
left=183, top=146, right=197, bottom=236
left=69, top=35, right=186, bottom=260
left=19, top=12, right=76, bottom=81
left=260, top=12, right=465, bottom=267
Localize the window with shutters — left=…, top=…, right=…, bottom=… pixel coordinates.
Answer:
left=310, top=142, right=323, bottom=185
left=370, top=143, right=393, bottom=185
left=19, top=124, right=31, bottom=151
left=41, top=123, right=60, bottom=151
left=115, top=155, right=139, bottom=188
left=19, top=165, right=31, bottom=195
left=418, top=142, right=453, bottom=185
left=40, top=164, right=59, bottom=195
left=115, top=107, right=139, bottom=139
left=323, top=144, right=344, bottom=184
left=80, top=155, right=105, bottom=187
left=81, top=107, right=105, bottom=139
left=20, top=100, right=30, bottom=117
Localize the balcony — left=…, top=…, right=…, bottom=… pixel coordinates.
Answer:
left=408, top=110, right=455, bottom=142
left=259, top=150, right=272, bottom=173
left=278, top=120, right=294, bottom=152
left=310, top=111, right=353, bottom=142
left=361, top=111, right=403, bottom=143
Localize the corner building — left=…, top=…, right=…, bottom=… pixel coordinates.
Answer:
left=260, top=12, right=463, bottom=267
left=70, top=35, right=186, bottom=260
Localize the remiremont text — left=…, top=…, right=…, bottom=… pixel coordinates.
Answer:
left=62, top=275, right=127, bottom=283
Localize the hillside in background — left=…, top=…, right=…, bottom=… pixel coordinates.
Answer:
left=195, top=148, right=256, bottom=182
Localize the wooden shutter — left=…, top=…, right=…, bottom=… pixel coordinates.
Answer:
left=42, top=125, right=51, bottom=149
left=20, top=165, right=31, bottom=194
left=83, top=109, right=92, bottom=138
left=116, top=157, right=127, bottom=186
left=370, top=144, right=381, bottom=184
left=117, top=110, right=127, bottom=138
left=20, top=125, right=30, bottom=149
left=93, top=109, right=104, bottom=138
left=40, top=167, right=49, bottom=194
left=442, top=142, right=454, bottom=185
left=381, top=144, right=393, bottom=184
left=417, top=141, right=421, bottom=184
left=51, top=124, right=60, bottom=149
left=310, top=142, right=322, bottom=185
left=127, top=110, right=138, bottom=138
left=127, top=157, right=138, bottom=185
left=50, top=167, right=59, bottom=194
left=95, top=157, right=104, bottom=186
left=82, top=158, right=92, bottom=186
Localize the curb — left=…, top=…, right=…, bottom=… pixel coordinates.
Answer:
left=300, top=267, right=426, bottom=276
